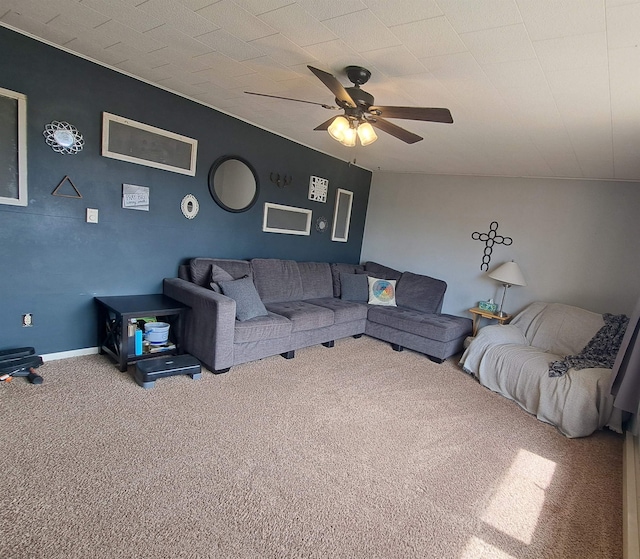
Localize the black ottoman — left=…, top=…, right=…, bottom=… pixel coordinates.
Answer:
left=134, top=354, right=201, bottom=389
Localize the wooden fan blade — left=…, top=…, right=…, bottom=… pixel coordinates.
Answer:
left=369, top=118, right=423, bottom=144
left=307, top=66, right=356, bottom=108
left=245, top=91, right=339, bottom=110
left=314, top=117, right=339, bottom=131
left=369, top=106, right=453, bottom=123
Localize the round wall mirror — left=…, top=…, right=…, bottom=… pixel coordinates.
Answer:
left=208, top=156, right=259, bottom=213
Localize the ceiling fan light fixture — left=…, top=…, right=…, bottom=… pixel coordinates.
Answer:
left=248, top=65, right=452, bottom=146
left=328, top=116, right=350, bottom=143
left=340, top=124, right=357, bottom=147
left=357, top=121, right=377, bottom=146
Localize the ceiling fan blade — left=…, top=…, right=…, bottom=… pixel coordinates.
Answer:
left=307, top=66, right=356, bottom=108
left=314, top=117, right=339, bottom=131
left=369, top=118, right=423, bottom=144
left=369, top=106, right=453, bottom=124
left=244, top=91, right=339, bottom=110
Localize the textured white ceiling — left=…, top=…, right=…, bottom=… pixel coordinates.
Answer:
left=2, top=0, right=640, bottom=180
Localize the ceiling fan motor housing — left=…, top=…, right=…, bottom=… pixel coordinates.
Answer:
left=345, top=65, right=372, bottom=86
left=337, top=88, right=375, bottom=123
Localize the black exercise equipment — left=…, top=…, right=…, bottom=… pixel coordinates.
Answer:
left=0, top=347, right=44, bottom=384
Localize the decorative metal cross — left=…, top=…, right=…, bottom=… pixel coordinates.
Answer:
left=472, top=221, right=513, bottom=271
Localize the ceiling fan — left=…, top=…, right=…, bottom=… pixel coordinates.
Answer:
left=245, top=65, right=453, bottom=146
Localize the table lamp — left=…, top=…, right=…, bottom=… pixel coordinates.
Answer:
left=488, top=261, right=527, bottom=317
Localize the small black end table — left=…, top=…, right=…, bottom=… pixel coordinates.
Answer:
left=95, top=294, right=189, bottom=372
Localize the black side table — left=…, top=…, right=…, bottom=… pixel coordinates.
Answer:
left=95, top=294, right=189, bottom=372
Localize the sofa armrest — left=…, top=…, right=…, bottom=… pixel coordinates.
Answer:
left=459, top=324, right=528, bottom=375
left=163, top=277, right=236, bottom=371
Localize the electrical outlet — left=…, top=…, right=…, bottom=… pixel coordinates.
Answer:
left=86, top=208, right=98, bottom=223
left=22, top=313, right=33, bottom=327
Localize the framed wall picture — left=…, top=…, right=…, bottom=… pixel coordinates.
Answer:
left=0, top=87, right=27, bottom=206
left=263, top=203, right=312, bottom=236
left=331, top=188, right=353, bottom=242
left=101, top=112, right=198, bottom=176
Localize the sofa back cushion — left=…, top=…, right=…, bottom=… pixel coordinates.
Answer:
left=251, top=258, right=303, bottom=303
left=395, top=271, right=446, bottom=314
left=178, top=264, right=190, bottom=281
left=330, top=263, right=365, bottom=297
left=298, top=261, right=334, bottom=300
left=511, top=302, right=605, bottom=356
left=189, top=258, right=252, bottom=287
left=364, top=261, right=403, bottom=280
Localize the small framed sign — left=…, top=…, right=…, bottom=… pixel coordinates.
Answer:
left=122, top=184, right=149, bottom=211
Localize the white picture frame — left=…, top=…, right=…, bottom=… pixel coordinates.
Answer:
left=0, top=87, right=28, bottom=206
left=101, top=112, right=198, bottom=176
left=262, top=203, right=312, bottom=236
left=331, top=189, right=353, bottom=242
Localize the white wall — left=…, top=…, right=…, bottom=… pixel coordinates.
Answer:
left=361, top=173, right=640, bottom=317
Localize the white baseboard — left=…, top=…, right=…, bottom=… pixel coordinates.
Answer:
left=41, top=347, right=99, bottom=362
left=624, top=431, right=640, bottom=559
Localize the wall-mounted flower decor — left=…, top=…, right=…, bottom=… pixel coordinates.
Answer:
left=43, top=121, right=84, bottom=154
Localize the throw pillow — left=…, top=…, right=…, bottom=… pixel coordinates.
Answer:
left=367, top=276, right=397, bottom=306
left=340, top=272, right=368, bottom=302
left=210, top=264, right=234, bottom=292
left=219, top=276, right=268, bottom=321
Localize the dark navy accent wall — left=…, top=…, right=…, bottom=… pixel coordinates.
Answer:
left=0, top=27, right=372, bottom=354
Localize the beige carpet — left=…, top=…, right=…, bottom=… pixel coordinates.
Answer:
left=0, top=336, right=621, bottom=559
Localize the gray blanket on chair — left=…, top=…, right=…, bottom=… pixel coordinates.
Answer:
left=549, top=313, right=629, bottom=377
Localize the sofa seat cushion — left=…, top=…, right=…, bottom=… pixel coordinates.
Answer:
left=234, top=312, right=292, bottom=343
left=368, top=306, right=472, bottom=343
left=265, top=301, right=334, bottom=332
left=306, top=297, right=368, bottom=324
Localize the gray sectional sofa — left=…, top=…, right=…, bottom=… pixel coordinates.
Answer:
left=163, top=258, right=472, bottom=374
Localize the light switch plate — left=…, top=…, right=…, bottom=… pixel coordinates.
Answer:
left=86, top=208, right=98, bottom=223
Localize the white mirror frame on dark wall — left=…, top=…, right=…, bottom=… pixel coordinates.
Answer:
left=331, top=188, right=353, bottom=242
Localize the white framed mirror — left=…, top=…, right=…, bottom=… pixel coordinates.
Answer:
left=331, top=188, right=353, bottom=242
left=263, top=203, right=312, bottom=235
left=0, top=87, right=27, bottom=206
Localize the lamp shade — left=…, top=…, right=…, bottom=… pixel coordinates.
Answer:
left=357, top=121, right=377, bottom=146
left=328, top=116, right=350, bottom=143
left=340, top=125, right=357, bottom=147
left=488, top=261, right=527, bottom=286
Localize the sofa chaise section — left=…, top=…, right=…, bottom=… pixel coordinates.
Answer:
left=362, top=266, right=472, bottom=362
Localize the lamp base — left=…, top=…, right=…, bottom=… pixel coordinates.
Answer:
left=496, top=310, right=509, bottom=318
